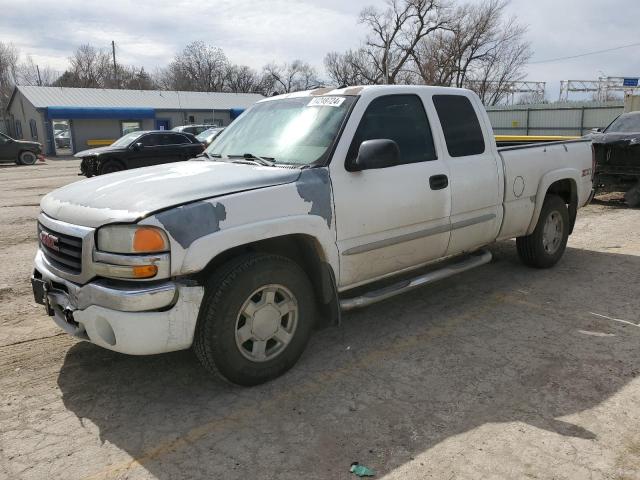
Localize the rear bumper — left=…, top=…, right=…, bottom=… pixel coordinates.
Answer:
left=33, top=250, right=204, bottom=355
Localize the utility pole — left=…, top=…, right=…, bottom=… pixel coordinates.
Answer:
left=111, top=40, right=118, bottom=88
left=36, top=65, right=42, bottom=86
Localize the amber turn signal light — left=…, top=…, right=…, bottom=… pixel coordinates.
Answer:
left=132, top=265, right=158, bottom=278
left=133, top=227, right=168, bottom=253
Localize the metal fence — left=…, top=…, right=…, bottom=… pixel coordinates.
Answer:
left=486, top=101, right=624, bottom=136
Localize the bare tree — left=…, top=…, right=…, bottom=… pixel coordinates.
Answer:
left=224, top=64, right=263, bottom=93
left=17, top=56, right=57, bottom=86
left=119, top=66, right=156, bottom=90
left=412, top=0, right=531, bottom=105
left=358, top=0, right=447, bottom=84
left=158, top=41, right=229, bottom=91
left=0, top=42, right=18, bottom=133
left=261, top=60, right=319, bottom=94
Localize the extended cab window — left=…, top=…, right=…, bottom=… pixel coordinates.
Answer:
left=348, top=94, right=436, bottom=166
left=432, top=95, right=485, bottom=157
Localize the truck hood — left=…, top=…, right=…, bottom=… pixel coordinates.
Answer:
left=41, top=161, right=301, bottom=228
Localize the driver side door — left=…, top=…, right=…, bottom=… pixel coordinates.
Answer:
left=330, top=93, right=452, bottom=289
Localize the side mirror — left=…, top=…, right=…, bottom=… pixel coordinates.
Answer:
left=354, top=139, right=400, bottom=171
left=132, top=142, right=144, bottom=151
left=590, top=127, right=603, bottom=134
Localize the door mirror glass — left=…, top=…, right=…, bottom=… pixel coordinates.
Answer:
left=132, top=142, right=144, bottom=151
left=354, top=139, right=400, bottom=171
left=590, top=127, right=603, bottom=134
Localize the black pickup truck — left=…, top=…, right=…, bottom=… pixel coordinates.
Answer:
left=76, top=130, right=204, bottom=177
left=0, top=132, right=43, bottom=165
left=592, top=111, right=640, bottom=207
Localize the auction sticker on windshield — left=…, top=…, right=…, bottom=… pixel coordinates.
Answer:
left=307, top=96, right=346, bottom=107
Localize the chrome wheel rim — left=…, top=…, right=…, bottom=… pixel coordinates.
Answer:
left=542, top=210, right=563, bottom=254
left=235, top=284, right=298, bottom=363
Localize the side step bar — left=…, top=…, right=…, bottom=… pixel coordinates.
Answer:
left=339, top=250, right=492, bottom=311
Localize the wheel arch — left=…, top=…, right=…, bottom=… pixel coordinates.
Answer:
left=527, top=169, right=579, bottom=235
left=195, top=233, right=340, bottom=327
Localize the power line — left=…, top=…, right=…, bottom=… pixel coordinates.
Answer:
left=528, top=42, right=640, bottom=65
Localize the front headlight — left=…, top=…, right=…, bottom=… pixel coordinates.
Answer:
left=94, top=225, right=170, bottom=279
left=97, top=225, right=169, bottom=254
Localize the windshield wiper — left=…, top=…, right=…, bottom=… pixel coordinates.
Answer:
left=201, top=152, right=222, bottom=160
left=227, top=153, right=276, bottom=166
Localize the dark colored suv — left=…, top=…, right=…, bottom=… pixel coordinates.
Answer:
left=76, top=130, right=205, bottom=176
left=0, top=132, right=43, bottom=165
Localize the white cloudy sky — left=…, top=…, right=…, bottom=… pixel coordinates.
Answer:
left=1, top=0, right=638, bottom=100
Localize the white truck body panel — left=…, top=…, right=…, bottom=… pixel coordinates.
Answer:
left=32, top=85, right=594, bottom=356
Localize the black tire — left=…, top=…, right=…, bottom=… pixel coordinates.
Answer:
left=17, top=150, right=37, bottom=165
left=194, top=253, right=316, bottom=386
left=98, top=159, right=125, bottom=175
left=516, top=194, right=569, bottom=268
left=624, top=181, right=640, bottom=208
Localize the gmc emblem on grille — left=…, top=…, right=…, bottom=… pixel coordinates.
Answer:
left=40, top=231, right=60, bottom=251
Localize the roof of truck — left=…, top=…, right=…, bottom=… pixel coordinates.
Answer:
left=260, top=85, right=476, bottom=103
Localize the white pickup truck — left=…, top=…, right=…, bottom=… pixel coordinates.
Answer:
left=32, top=85, right=594, bottom=385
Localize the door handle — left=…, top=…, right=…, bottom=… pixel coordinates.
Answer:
left=429, top=174, right=449, bottom=190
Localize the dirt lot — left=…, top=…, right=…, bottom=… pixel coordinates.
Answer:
left=1, top=160, right=639, bottom=480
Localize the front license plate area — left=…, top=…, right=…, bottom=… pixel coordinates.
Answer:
left=31, top=277, right=54, bottom=316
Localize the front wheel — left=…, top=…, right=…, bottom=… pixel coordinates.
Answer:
left=17, top=150, right=37, bottom=165
left=194, top=253, right=316, bottom=386
left=516, top=194, right=569, bottom=268
left=98, top=159, right=124, bottom=175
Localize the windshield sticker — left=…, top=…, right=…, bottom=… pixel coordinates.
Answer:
left=307, top=96, right=345, bottom=107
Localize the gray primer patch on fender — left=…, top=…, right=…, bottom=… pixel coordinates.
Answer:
left=296, top=168, right=332, bottom=228
left=156, top=201, right=227, bottom=248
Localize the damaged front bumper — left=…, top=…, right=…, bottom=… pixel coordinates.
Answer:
left=32, top=250, right=204, bottom=355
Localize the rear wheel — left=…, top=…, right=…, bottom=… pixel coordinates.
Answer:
left=194, top=253, right=316, bottom=386
left=99, top=159, right=124, bottom=175
left=516, top=194, right=569, bottom=268
left=17, top=150, right=37, bottom=165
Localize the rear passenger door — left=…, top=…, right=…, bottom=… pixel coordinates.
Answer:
left=431, top=94, right=502, bottom=255
left=165, top=133, right=195, bottom=161
left=331, top=93, right=452, bottom=289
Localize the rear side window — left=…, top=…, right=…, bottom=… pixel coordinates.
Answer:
left=432, top=95, right=485, bottom=157
left=348, top=94, right=436, bottom=166
left=168, top=133, right=191, bottom=144
left=140, top=134, right=161, bottom=147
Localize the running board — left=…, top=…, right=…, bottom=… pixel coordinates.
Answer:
left=339, top=250, right=493, bottom=311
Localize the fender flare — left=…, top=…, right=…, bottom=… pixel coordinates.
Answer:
left=527, top=168, right=580, bottom=235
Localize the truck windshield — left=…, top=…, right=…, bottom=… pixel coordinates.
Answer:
left=206, top=96, right=356, bottom=165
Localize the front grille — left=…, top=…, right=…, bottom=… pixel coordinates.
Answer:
left=38, top=222, right=83, bottom=274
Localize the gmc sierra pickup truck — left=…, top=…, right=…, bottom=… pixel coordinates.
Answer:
left=31, top=85, right=594, bottom=385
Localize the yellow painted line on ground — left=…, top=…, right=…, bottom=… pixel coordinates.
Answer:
left=83, top=293, right=509, bottom=480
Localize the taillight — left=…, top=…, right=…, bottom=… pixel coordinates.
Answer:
left=591, top=144, right=596, bottom=181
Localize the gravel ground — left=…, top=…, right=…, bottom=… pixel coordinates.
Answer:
left=1, top=160, right=639, bottom=480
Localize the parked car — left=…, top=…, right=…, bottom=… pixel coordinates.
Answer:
left=32, top=85, right=593, bottom=386
left=0, top=131, right=43, bottom=165
left=196, top=127, right=225, bottom=147
left=591, top=111, right=640, bottom=206
left=75, top=130, right=205, bottom=176
left=172, top=124, right=217, bottom=136
left=55, top=130, right=71, bottom=149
